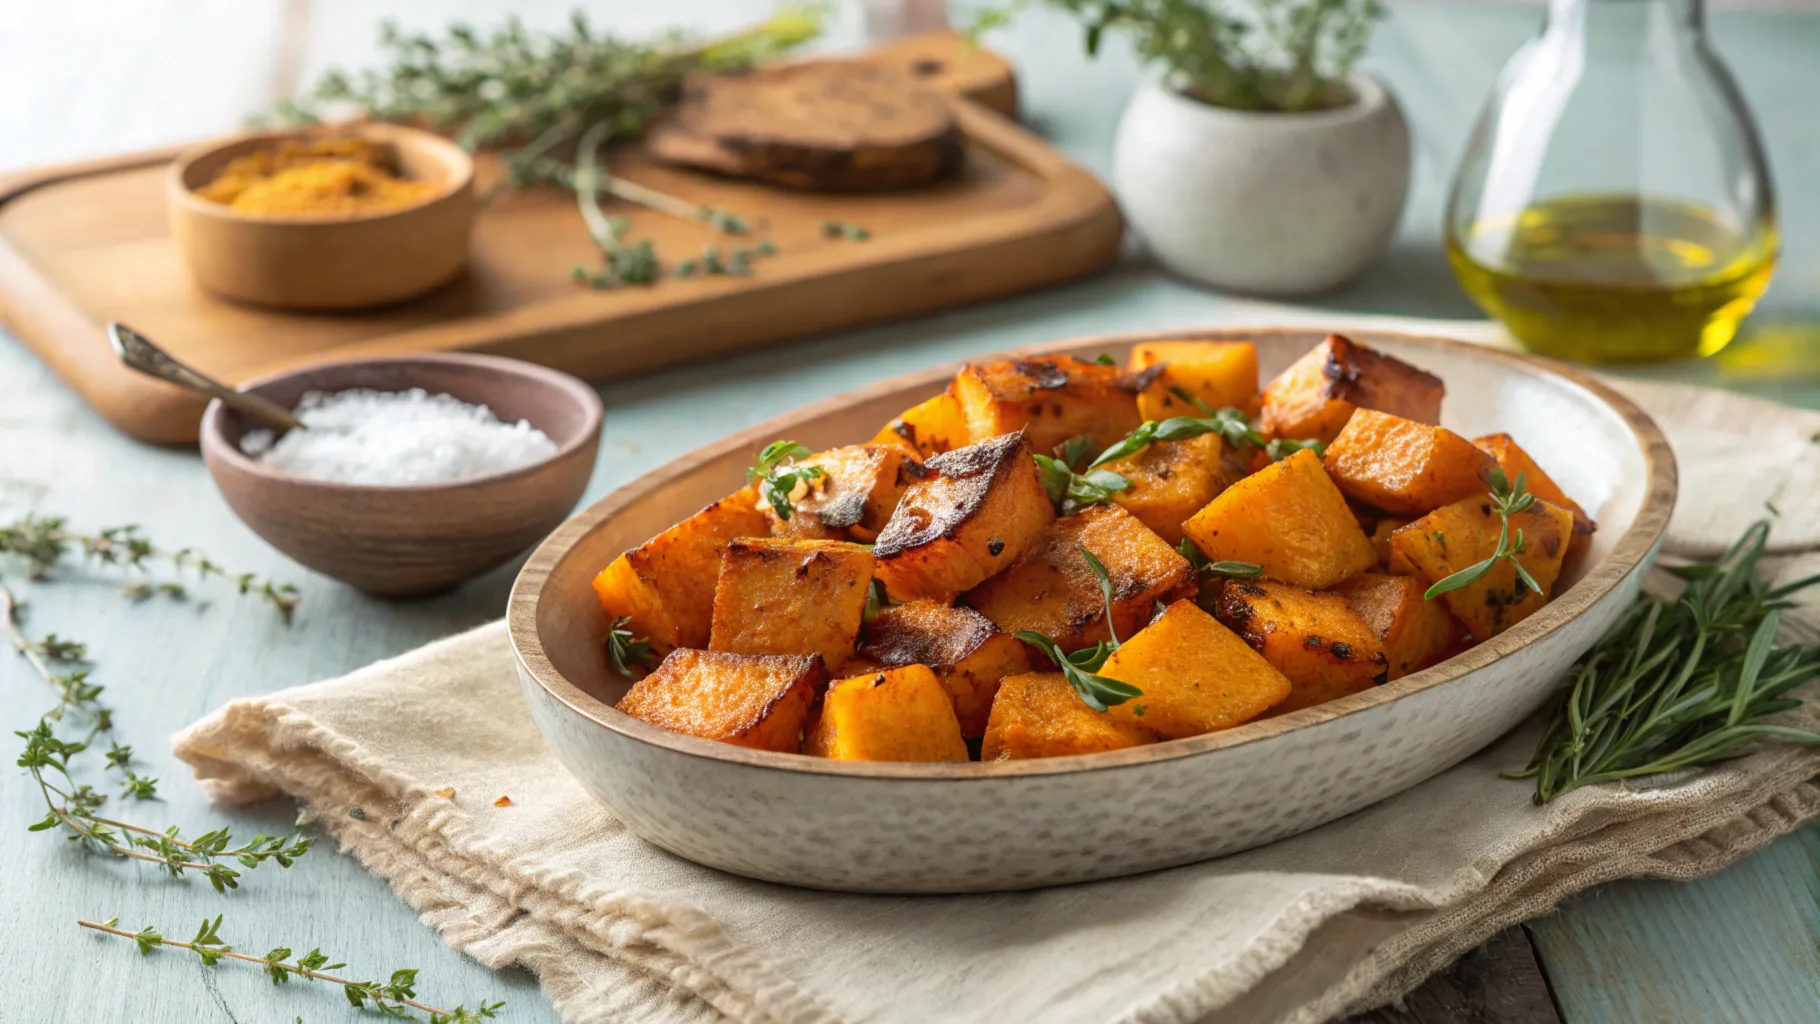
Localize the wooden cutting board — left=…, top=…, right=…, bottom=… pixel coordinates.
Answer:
left=0, top=33, right=1120, bottom=445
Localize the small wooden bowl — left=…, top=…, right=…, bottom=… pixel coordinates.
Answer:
left=167, top=123, right=476, bottom=310
left=201, top=354, right=602, bottom=597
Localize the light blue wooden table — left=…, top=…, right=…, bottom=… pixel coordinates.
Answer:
left=2, top=2, right=1817, bottom=1021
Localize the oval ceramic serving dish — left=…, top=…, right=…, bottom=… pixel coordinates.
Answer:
left=508, top=328, right=1676, bottom=893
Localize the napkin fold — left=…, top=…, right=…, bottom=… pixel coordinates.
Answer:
left=174, top=378, right=1820, bottom=1024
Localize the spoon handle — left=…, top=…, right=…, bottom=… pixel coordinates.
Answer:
left=107, top=323, right=305, bottom=432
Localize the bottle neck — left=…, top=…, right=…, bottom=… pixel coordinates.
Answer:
left=1547, top=0, right=1704, bottom=37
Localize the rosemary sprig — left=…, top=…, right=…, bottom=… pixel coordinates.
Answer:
left=1509, top=520, right=1820, bottom=803
left=1, top=514, right=300, bottom=622
left=20, top=722, right=312, bottom=892
left=1176, top=538, right=1264, bottom=579
left=1423, top=469, right=1538, bottom=600
left=606, top=616, right=654, bottom=678
left=81, top=917, right=503, bottom=1022
left=746, top=441, right=826, bottom=522
left=1018, top=547, right=1143, bottom=710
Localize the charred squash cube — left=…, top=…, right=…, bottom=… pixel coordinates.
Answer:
left=1322, top=410, right=1500, bottom=516
left=858, top=600, right=1030, bottom=738
left=804, top=665, right=970, bottom=762
left=709, top=538, right=876, bottom=668
left=950, top=355, right=1142, bottom=456
left=871, top=390, right=972, bottom=459
left=1215, top=580, right=1388, bottom=713
left=1474, top=432, right=1596, bottom=562
left=1181, top=448, right=1377, bottom=590
left=1327, top=572, right=1463, bottom=680
left=1127, top=339, right=1261, bottom=419
left=1100, top=599, right=1291, bottom=738
left=965, top=503, right=1196, bottom=652
left=592, top=486, right=772, bottom=652
left=766, top=444, right=926, bottom=543
left=1260, top=334, right=1445, bottom=444
left=617, top=649, right=824, bottom=752
left=1388, top=496, right=1576, bottom=640
left=871, top=433, right=1055, bottom=602
left=981, top=672, right=1157, bottom=760
left=1100, top=431, right=1243, bottom=545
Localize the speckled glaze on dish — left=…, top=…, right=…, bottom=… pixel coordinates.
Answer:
left=509, top=330, right=1676, bottom=893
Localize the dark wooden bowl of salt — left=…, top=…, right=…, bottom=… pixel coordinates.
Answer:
left=201, top=353, right=603, bottom=597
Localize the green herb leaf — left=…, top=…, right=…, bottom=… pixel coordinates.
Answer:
left=1176, top=538, right=1264, bottom=579
left=747, top=441, right=825, bottom=522
left=607, top=616, right=655, bottom=678
left=1015, top=545, right=1143, bottom=710
left=1424, top=471, right=1535, bottom=600
left=1508, top=520, right=1820, bottom=803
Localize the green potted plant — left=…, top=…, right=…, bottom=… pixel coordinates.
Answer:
left=979, top=0, right=1405, bottom=296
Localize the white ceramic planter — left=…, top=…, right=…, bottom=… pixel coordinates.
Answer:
left=1113, top=76, right=1412, bottom=296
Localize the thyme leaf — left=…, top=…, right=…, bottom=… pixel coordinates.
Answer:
left=1424, top=469, right=1537, bottom=600
left=1017, top=546, right=1143, bottom=710
left=746, top=441, right=826, bottom=522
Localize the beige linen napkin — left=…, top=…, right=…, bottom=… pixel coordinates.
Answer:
left=173, top=379, right=1820, bottom=1024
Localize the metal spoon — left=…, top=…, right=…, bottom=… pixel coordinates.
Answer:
left=107, top=322, right=305, bottom=432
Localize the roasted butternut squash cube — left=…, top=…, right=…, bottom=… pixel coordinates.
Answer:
left=1215, top=580, right=1388, bottom=713
left=1388, top=496, right=1576, bottom=640
left=593, top=486, right=772, bottom=652
left=872, top=433, right=1055, bottom=601
left=803, top=665, right=970, bottom=762
left=767, top=444, right=926, bottom=543
left=709, top=538, right=876, bottom=667
left=617, top=649, right=824, bottom=752
left=1473, top=432, right=1597, bottom=562
left=1370, top=517, right=1410, bottom=566
left=966, top=503, right=1196, bottom=651
left=1099, top=600, right=1291, bottom=738
left=1260, top=334, right=1445, bottom=444
left=858, top=600, right=1030, bottom=738
left=981, top=672, right=1157, bottom=760
left=1128, top=340, right=1261, bottom=419
left=1100, top=431, right=1242, bottom=545
left=1322, top=410, right=1499, bottom=516
left=1327, top=572, right=1463, bottom=680
left=1181, top=449, right=1377, bottom=590
left=950, top=355, right=1142, bottom=456
left=871, top=390, right=971, bottom=459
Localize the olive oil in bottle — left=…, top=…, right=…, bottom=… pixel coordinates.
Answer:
left=1447, top=195, right=1777, bottom=363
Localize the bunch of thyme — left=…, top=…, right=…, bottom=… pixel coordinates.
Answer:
left=82, top=917, right=502, bottom=1022
left=1510, top=520, right=1820, bottom=803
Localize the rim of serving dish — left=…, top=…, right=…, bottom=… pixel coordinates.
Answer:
left=508, top=328, right=1678, bottom=780
left=201, top=352, right=604, bottom=494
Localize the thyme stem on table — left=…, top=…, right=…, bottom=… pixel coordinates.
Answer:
left=1510, top=520, right=1820, bottom=803
left=80, top=917, right=503, bottom=1022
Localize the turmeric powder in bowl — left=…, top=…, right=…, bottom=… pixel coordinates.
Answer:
left=194, top=137, right=437, bottom=216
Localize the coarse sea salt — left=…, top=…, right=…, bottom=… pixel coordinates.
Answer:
left=241, top=388, right=559, bottom=486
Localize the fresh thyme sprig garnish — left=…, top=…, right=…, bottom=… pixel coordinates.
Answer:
left=747, top=441, right=827, bottom=522
left=1423, top=469, right=1538, bottom=600
left=1, top=514, right=300, bottom=622
left=1017, top=547, right=1143, bottom=711
left=1166, top=389, right=1328, bottom=462
left=1176, top=538, right=1264, bottom=579
left=606, top=616, right=654, bottom=678
left=21, top=722, right=312, bottom=892
left=1, top=578, right=113, bottom=737
left=1032, top=437, right=1134, bottom=516
left=81, top=917, right=504, bottom=1022
left=1509, top=520, right=1820, bottom=803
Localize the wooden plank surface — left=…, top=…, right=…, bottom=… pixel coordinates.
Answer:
left=3, top=3, right=1819, bottom=1023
